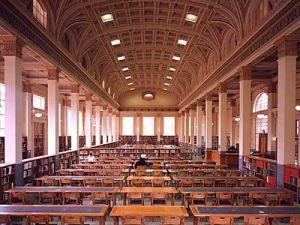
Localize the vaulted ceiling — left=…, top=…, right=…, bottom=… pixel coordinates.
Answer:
left=41, top=0, right=282, bottom=104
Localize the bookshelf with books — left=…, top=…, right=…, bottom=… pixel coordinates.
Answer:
left=243, top=155, right=276, bottom=187
left=0, top=163, right=15, bottom=203
left=79, top=136, right=86, bottom=148
left=59, top=149, right=79, bottom=169
left=284, top=164, right=300, bottom=203
left=59, top=136, right=67, bottom=152
left=0, top=137, right=4, bottom=163
left=33, top=122, right=45, bottom=157
left=22, top=136, right=29, bottom=159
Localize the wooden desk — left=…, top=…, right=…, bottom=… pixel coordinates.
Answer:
left=190, top=206, right=300, bottom=225
left=127, top=176, right=171, bottom=186
left=36, top=176, right=125, bottom=188
left=168, top=169, right=242, bottom=176
left=130, top=169, right=168, bottom=176
left=180, top=187, right=289, bottom=205
left=0, top=205, right=108, bottom=225
left=110, top=205, right=189, bottom=225
left=165, top=164, right=227, bottom=170
left=121, top=187, right=177, bottom=205
left=56, top=168, right=129, bottom=176
left=71, top=163, right=132, bottom=169
left=6, top=186, right=118, bottom=205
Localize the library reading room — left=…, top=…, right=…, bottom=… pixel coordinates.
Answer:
left=0, top=0, right=300, bottom=224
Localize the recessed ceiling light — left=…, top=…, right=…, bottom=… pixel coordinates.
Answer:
left=125, top=76, right=131, bottom=80
left=185, top=14, right=198, bottom=23
left=169, top=67, right=176, bottom=72
left=101, top=14, right=114, bottom=23
left=163, top=88, right=167, bottom=91
left=173, top=56, right=181, bottom=61
left=122, top=67, right=129, bottom=72
left=166, top=76, right=173, bottom=80
left=177, top=39, right=187, bottom=46
left=164, top=82, right=170, bottom=86
left=130, top=88, right=135, bottom=91
left=111, top=39, right=120, bottom=46
left=128, top=82, right=133, bottom=86
left=117, top=56, right=125, bottom=61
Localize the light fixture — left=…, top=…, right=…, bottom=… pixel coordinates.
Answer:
left=122, top=67, right=129, bottom=72
left=234, top=117, right=240, bottom=122
left=166, top=76, right=173, bottom=80
left=272, top=136, right=277, bottom=141
left=296, top=105, right=300, bottom=111
left=164, top=82, right=170, bottom=86
left=163, top=88, right=167, bottom=91
left=142, top=91, right=155, bottom=101
left=128, top=82, right=133, bottom=86
left=185, top=14, right=198, bottom=23
left=169, top=67, right=176, bottom=72
left=125, top=76, right=131, bottom=80
left=177, top=39, right=187, bottom=46
left=257, top=114, right=267, bottom=119
left=101, top=14, right=114, bottom=23
left=130, top=88, right=135, bottom=91
left=111, top=39, right=120, bottom=46
left=35, top=112, right=42, bottom=118
left=201, top=124, right=205, bottom=127
left=117, top=56, right=125, bottom=61
left=172, top=55, right=181, bottom=61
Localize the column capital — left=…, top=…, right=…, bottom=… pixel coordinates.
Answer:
left=205, top=93, right=212, bottom=101
left=276, top=37, right=297, bottom=58
left=85, top=92, right=92, bottom=101
left=47, top=67, right=60, bottom=81
left=136, top=112, right=141, bottom=117
left=70, top=84, right=80, bottom=93
left=230, top=99, right=236, bottom=107
left=2, top=36, right=23, bottom=58
left=185, top=108, right=190, bottom=113
left=23, top=82, right=32, bottom=93
left=218, top=83, right=227, bottom=93
left=102, top=105, right=108, bottom=111
left=239, top=66, right=252, bottom=81
left=95, top=100, right=102, bottom=106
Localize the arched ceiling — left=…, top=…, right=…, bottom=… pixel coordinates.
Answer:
left=42, top=0, right=273, bottom=103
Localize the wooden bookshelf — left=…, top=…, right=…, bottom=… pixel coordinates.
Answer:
left=22, top=136, right=28, bottom=159
left=0, top=163, right=15, bottom=203
left=33, top=122, right=45, bottom=157
left=0, top=137, right=4, bottom=163
left=59, top=136, right=67, bottom=152
left=59, top=149, right=79, bottom=169
left=243, top=155, right=276, bottom=187
left=284, top=164, right=300, bottom=203
left=79, top=136, right=86, bottom=148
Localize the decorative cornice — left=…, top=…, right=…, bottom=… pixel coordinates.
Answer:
left=47, top=67, right=60, bottom=81
left=70, top=84, right=79, bottom=93
left=276, top=37, right=298, bottom=57
left=178, top=1, right=300, bottom=109
left=239, top=66, right=252, bottom=81
left=0, top=1, right=119, bottom=109
left=1, top=35, right=22, bottom=57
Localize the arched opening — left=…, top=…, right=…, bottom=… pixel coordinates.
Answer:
left=33, top=0, right=47, bottom=28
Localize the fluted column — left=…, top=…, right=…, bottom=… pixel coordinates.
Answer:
left=102, top=106, right=108, bottom=144
left=190, top=108, right=195, bottom=144
left=185, top=109, right=189, bottom=143
left=218, top=85, right=227, bottom=152
left=84, top=92, right=92, bottom=147
left=95, top=101, right=102, bottom=145
left=70, top=84, right=79, bottom=150
left=205, top=94, right=213, bottom=150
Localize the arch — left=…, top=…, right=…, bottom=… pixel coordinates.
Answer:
left=253, top=92, right=268, bottom=113
left=33, top=0, right=47, bottom=28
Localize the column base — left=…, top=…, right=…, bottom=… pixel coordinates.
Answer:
left=238, top=155, right=244, bottom=171
left=55, top=155, right=60, bottom=171
left=276, top=164, right=284, bottom=188
left=15, top=163, right=24, bottom=186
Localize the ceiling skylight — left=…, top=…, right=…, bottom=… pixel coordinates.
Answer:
left=185, top=14, right=198, bottom=23
left=111, top=39, right=121, bottom=46
left=125, top=76, right=131, bottom=80
left=172, top=55, right=181, bottom=61
left=164, top=82, right=170, bottom=86
left=117, top=56, right=125, bottom=61
left=122, top=67, right=129, bottom=72
left=169, top=67, right=176, bottom=72
left=166, top=76, right=173, bottom=80
left=128, top=82, right=133, bottom=86
left=101, top=14, right=114, bottom=23
left=177, top=39, right=187, bottom=46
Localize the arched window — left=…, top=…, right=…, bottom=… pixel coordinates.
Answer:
left=33, top=0, right=47, bottom=28
left=253, top=92, right=268, bottom=112
left=253, top=92, right=269, bottom=150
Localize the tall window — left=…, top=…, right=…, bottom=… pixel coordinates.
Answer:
left=164, top=117, right=175, bottom=136
left=254, top=92, right=269, bottom=149
left=33, top=0, right=47, bottom=28
left=0, top=84, right=5, bottom=137
left=122, top=117, right=134, bottom=135
left=143, top=117, right=154, bottom=135
left=33, top=94, right=45, bottom=110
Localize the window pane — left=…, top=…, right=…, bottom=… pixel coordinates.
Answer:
left=254, top=92, right=268, bottom=112
left=164, top=117, right=175, bottom=136
left=143, top=117, right=154, bottom=135
left=122, top=117, right=134, bottom=135
left=33, top=94, right=45, bottom=110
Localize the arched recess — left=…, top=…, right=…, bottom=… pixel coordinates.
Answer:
left=221, top=28, right=238, bottom=60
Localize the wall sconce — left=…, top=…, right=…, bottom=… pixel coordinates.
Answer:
left=201, top=124, right=204, bottom=127
left=296, top=105, right=300, bottom=111
left=272, top=136, right=277, bottom=141
left=35, top=112, right=43, bottom=118
left=234, top=117, right=240, bottom=122
left=157, top=128, right=160, bottom=132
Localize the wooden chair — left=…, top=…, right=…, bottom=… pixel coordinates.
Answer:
left=26, top=216, right=49, bottom=225
left=62, top=192, right=81, bottom=205
left=122, top=216, right=144, bottom=225
left=244, top=180, right=257, bottom=187
left=0, top=216, right=11, bottom=225
left=10, top=192, right=26, bottom=204
left=72, top=171, right=84, bottom=176
left=291, top=215, right=300, bottom=225
left=178, top=171, right=190, bottom=177
left=92, top=192, right=109, bottom=205
left=160, top=216, right=182, bottom=225
left=42, top=178, right=55, bottom=186
left=178, top=178, right=194, bottom=187
left=244, top=215, right=267, bottom=225
left=153, top=170, right=163, bottom=176
left=230, top=171, right=241, bottom=177
left=135, top=171, right=147, bottom=176
left=278, top=192, right=294, bottom=205
left=83, top=178, right=96, bottom=187
left=136, top=165, right=147, bottom=170
left=152, top=179, right=165, bottom=187
left=61, top=216, right=84, bottom=225
left=210, top=216, right=232, bottom=225
left=214, top=171, right=226, bottom=177
left=101, top=179, right=114, bottom=187
left=203, top=179, right=214, bottom=187
left=216, top=193, right=234, bottom=205
left=127, top=192, right=144, bottom=205
left=190, top=193, right=206, bottom=205
left=58, top=170, right=69, bottom=176
left=192, top=170, right=204, bottom=176
left=248, top=193, right=266, bottom=205
left=39, top=192, right=58, bottom=204
left=226, top=179, right=241, bottom=187
left=151, top=192, right=167, bottom=205
left=131, top=179, right=145, bottom=187
left=59, top=178, right=72, bottom=186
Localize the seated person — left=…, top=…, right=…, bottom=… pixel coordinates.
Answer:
left=135, top=154, right=153, bottom=168
left=86, top=152, right=95, bottom=162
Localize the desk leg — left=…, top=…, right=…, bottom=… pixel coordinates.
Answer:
left=181, top=194, right=185, bottom=206
left=123, top=193, right=127, bottom=205
left=171, top=194, right=175, bottom=205
left=193, top=217, right=199, bottom=225
left=114, top=217, right=118, bottom=225
left=99, top=216, right=105, bottom=225
left=112, top=193, right=116, bottom=206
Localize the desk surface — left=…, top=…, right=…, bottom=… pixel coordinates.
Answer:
left=190, top=206, right=300, bottom=217
left=130, top=169, right=167, bottom=173
left=110, top=206, right=189, bottom=217
left=179, top=187, right=286, bottom=194
left=6, top=186, right=118, bottom=193
left=127, top=176, right=171, bottom=181
left=36, top=176, right=125, bottom=181
left=173, top=176, right=259, bottom=180
left=121, top=187, right=177, bottom=194
left=0, top=205, right=108, bottom=216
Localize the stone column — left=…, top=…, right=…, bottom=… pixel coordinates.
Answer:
left=156, top=113, right=161, bottom=142
left=277, top=39, right=297, bottom=186
left=185, top=109, right=189, bottom=143
left=47, top=68, right=60, bottom=155
left=61, top=99, right=68, bottom=150
left=102, top=106, right=108, bottom=144
left=136, top=113, right=141, bottom=142
left=112, top=112, right=116, bottom=142
left=267, top=84, right=276, bottom=152
left=23, top=84, right=33, bottom=157
left=228, top=100, right=235, bottom=146
left=115, top=113, right=120, bottom=141
left=218, top=85, right=228, bottom=152
left=180, top=112, right=185, bottom=142
left=84, top=92, right=92, bottom=147
left=95, top=101, right=102, bottom=145
left=205, top=94, right=213, bottom=150
left=196, top=100, right=203, bottom=147
left=190, top=108, right=195, bottom=145
left=239, top=66, right=252, bottom=170
left=107, top=109, right=112, bottom=143
left=70, top=84, right=79, bottom=150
